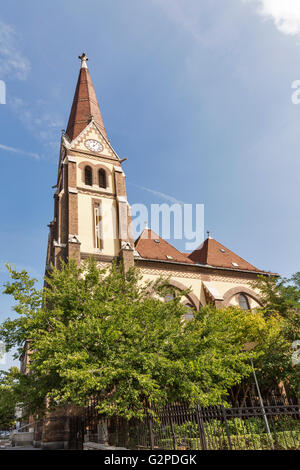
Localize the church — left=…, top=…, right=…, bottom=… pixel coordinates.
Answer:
left=21, top=52, right=278, bottom=449
left=46, top=53, right=273, bottom=315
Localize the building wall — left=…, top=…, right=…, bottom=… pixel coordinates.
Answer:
left=75, top=155, right=115, bottom=192
left=78, top=192, right=120, bottom=256
left=137, top=264, right=261, bottom=310
left=62, top=122, right=127, bottom=259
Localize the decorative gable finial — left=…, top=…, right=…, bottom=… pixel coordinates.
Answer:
left=78, top=52, right=88, bottom=69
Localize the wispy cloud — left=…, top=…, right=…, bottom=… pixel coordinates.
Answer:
left=0, top=22, right=62, bottom=159
left=244, top=0, right=300, bottom=36
left=9, top=97, right=64, bottom=156
left=0, top=21, right=30, bottom=80
left=128, top=182, right=185, bottom=205
left=0, top=143, right=39, bottom=160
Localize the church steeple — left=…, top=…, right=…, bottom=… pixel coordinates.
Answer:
left=66, top=53, right=108, bottom=142
left=46, top=53, right=133, bottom=271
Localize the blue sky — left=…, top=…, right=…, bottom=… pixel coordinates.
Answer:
left=1, top=0, right=300, bottom=369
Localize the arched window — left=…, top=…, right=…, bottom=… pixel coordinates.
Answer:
left=84, top=166, right=93, bottom=186
left=98, top=169, right=107, bottom=188
left=238, top=293, right=250, bottom=311
left=184, top=303, right=195, bottom=322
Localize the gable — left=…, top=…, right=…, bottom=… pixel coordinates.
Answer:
left=189, top=238, right=260, bottom=272
left=64, top=121, right=120, bottom=161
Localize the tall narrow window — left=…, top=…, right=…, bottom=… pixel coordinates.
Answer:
left=184, top=304, right=195, bottom=322
left=99, top=169, right=107, bottom=188
left=238, top=293, right=250, bottom=310
left=94, top=202, right=103, bottom=250
left=85, top=166, right=93, bottom=186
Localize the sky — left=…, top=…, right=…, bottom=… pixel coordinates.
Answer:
left=0, top=0, right=300, bottom=369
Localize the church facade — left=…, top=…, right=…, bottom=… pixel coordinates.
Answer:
left=46, top=53, right=273, bottom=315
left=24, top=53, right=278, bottom=449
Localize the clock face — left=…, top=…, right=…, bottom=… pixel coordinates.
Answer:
left=85, top=139, right=103, bottom=153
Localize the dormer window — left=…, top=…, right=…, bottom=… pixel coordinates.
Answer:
left=99, top=169, right=107, bottom=189
left=85, top=166, right=93, bottom=186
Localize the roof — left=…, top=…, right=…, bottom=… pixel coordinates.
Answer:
left=188, top=237, right=259, bottom=272
left=135, top=229, right=194, bottom=264
left=135, top=230, right=270, bottom=274
left=66, top=57, right=108, bottom=141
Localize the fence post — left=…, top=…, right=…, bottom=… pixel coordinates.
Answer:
left=221, top=404, right=232, bottom=450
left=148, top=413, right=155, bottom=450
left=169, top=415, right=177, bottom=450
left=196, top=405, right=207, bottom=450
left=250, top=358, right=274, bottom=450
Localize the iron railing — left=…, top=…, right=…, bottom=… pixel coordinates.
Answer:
left=82, top=396, right=299, bottom=450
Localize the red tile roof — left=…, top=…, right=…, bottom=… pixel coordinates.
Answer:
left=135, top=230, right=267, bottom=273
left=135, top=229, right=194, bottom=264
left=66, top=66, right=108, bottom=142
left=188, top=237, right=260, bottom=271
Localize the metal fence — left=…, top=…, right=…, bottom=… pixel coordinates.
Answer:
left=82, top=396, right=300, bottom=450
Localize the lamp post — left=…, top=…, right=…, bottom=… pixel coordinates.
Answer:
left=244, top=342, right=274, bottom=449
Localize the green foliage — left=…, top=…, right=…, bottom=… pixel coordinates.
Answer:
left=182, top=305, right=286, bottom=404
left=154, top=416, right=298, bottom=441
left=155, top=419, right=300, bottom=450
left=0, top=367, right=19, bottom=429
left=176, top=431, right=300, bottom=450
left=0, top=260, right=286, bottom=419
left=252, top=273, right=300, bottom=320
left=251, top=273, right=300, bottom=395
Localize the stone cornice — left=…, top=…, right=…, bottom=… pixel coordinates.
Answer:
left=77, top=187, right=116, bottom=199
left=134, top=257, right=274, bottom=277
left=80, top=252, right=116, bottom=263
left=67, top=148, right=121, bottom=164
left=135, top=258, right=270, bottom=283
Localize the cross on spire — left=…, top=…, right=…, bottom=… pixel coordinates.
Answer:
left=78, top=52, right=88, bottom=68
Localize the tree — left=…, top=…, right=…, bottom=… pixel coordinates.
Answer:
left=252, top=273, right=300, bottom=321
left=0, top=260, right=283, bottom=419
left=0, top=367, right=19, bottom=430
left=251, top=273, right=300, bottom=397
left=183, top=305, right=287, bottom=403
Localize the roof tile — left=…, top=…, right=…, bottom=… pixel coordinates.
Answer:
left=66, top=66, right=108, bottom=141
left=188, top=238, right=260, bottom=271
left=135, top=229, right=194, bottom=264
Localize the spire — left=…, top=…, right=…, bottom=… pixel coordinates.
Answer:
left=66, top=53, right=108, bottom=142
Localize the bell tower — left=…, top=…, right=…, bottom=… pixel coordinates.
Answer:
left=46, top=53, right=133, bottom=270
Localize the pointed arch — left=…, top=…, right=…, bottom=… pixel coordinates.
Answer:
left=223, top=286, right=262, bottom=308
left=78, top=162, right=112, bottom=187
left=167, top=279, right=201, bottom=311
